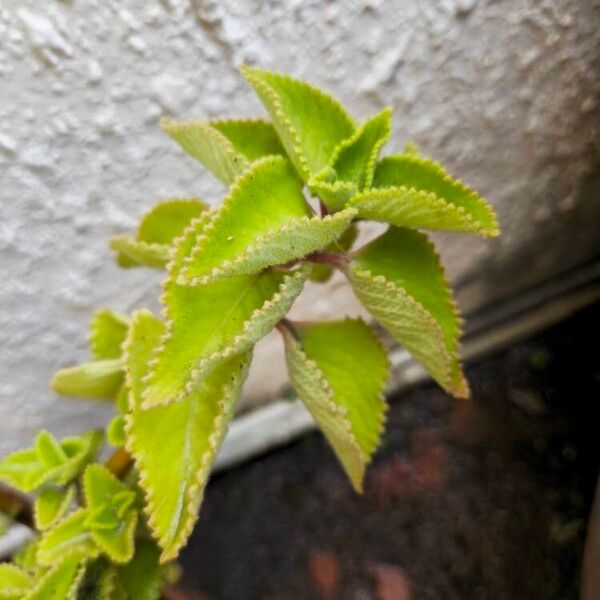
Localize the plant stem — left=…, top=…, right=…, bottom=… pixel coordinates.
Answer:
left=0, top=484, right=34, bottom=529
left=105, top=447, right=134, bottom=479
left=306, top=251, right=349, bottom=270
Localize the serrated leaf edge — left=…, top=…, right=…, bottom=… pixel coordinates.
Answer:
left=179, top=208, right=357, bottom=285
left=160, top=117, right=250, bottom=182
left=109, top=236, right=171, bottom=268
left=329, top=107, right=392, bottom=190
left=350, top=186, right=499, bottom=237
left=350, top=264, right=468, bottom=398
left=284, top=330, right=366, bottom=491
left=34, top=484, right=76, bottom=531
left=90, top=510, right=138, bottom=565
left=89, top=309, right=129, bottom=361
left=37, top=509, right=100, bottom=567
left=137, top=198, right=208, bottom=238
left=174, top=155, right=300, bottom=280
left=241, top=65, right=356, bottom=181
left=374, top=154, right=500, bottom=237
left=123, top=314, right=250, bottom=562
left=24, top=554, right=86, bottom=600
left=143, top=264, right=307, bottom=409
left=0, top=564, right=31, bottom=596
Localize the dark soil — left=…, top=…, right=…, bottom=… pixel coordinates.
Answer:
left=179, top=303, right=600, bottom=600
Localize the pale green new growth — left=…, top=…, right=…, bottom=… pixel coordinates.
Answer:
left=25, top=554, right=85, bottom=600
left=51, top=359, right=123, bottom=400
left=283, top=319, right=388, bottom=491
left=309, top=108, right=392, bottom=211
left=0, top=564, right=31, bottom=599
left=0, top=66, right=500, bottom=594
left=37, top=509, right=99, bottom=566
left=34, top=485, right=76, bottom=531
left=0, top=430, right=101, bottom=493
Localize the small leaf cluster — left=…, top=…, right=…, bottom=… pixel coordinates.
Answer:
left=1, top=67, right=499, bottom=596
left=0, top=430, right=169, bottom=599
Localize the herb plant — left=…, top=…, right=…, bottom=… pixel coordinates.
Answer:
left=0, top=67, right=499, bottom=598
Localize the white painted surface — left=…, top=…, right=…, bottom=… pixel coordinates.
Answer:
left=0, top=0, right=598, bottom=454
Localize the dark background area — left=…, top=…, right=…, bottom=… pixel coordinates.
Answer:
left=179, top=303, right=599, bottom=600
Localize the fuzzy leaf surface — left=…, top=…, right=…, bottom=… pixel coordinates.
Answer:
left=283, top=320, right=388, bottom=491
left=125, top=310, right=249, bottom=561
left=241, top=66, right=355, bottom=181
left=0, top=564, right=31, bottom=599
left=82, top=465, right=138, bottom=563
left=162, top=119, right=284, bottom=185
left=111, top=199, right=207, bottom=269
left=90, top=310, right=129, bottom=360
left=116, top=539, right=164, bottom=600
left=178, top=157, right=311, bottom=284
left=106, top=416, right=126, bottom=447
left=349, top=154, right=499, bottom=236
left=0, top=430, right=101, bottom=493
left=34, top=485, right=76, bottom=531
left=348, top=227, right=468, bottom=397
left=37, top=509, right=99, bottom=566
left=309, top=109, right=391, bottom=210
left=51, top=359, right=123, bottom=400
left=142, top=209, right=307, bottom=408
left=181, top=206, right=356, bottom=283
left=25, top=555, right=85, bottom=600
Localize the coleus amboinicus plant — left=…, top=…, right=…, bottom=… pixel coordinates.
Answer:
left=0, top=66, right=499, bottom=598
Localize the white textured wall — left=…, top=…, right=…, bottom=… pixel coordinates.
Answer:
left=1, top=0, right=599, bottom=455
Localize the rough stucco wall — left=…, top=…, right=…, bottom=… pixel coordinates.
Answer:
left=0, top=0, right=599, bottom=455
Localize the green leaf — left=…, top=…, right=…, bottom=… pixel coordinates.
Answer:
left=75, top=559, right=120, bottom=600
left=180, top=201, right=356, bottom=282
left=36, top=432, right=67, bottom=468
left=51, top=359, right=124, bottom=400
left=116, top=539, right=164, bottom=600
left=282, top=319, right=388, bottom=491
left=142, top=207, right=307, bottom=409
left=0, top=564, right=31, bottom=599
left=330, top=108, right=391, bottom=189
left=124, top=310, right=250, bottom=561
left=161, top=118, right=284, bottom=186
left=106, top=416, right=126, bottom=448
left=137, top=199, right=208, bottom=245
left=34, top=485, right=76, bottom=530
left=0, top=430, right=101, bottom=493
left=309, top=108, right=392, bottom=211
left=90, top=310, right=129, bottom=360
left=241, top=66, right=355, bottom=181
left=348, top=227, right=468, bottom=397
left=211, top=119, right=285, bottom=161
left=177, top=156, right=312, bottom=284
left=37, top=509, right=99, bottom=566
left=82, top=465, right=137, bottom=563
left=109, top=237, right=171, bottom=269
left=110, top=199, right=207, bottom=269
left=349, top=154, right=499, bottom=236
left=13, top=539, right=40, bottom=573
left=25, top=555, right=86, bottom=600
